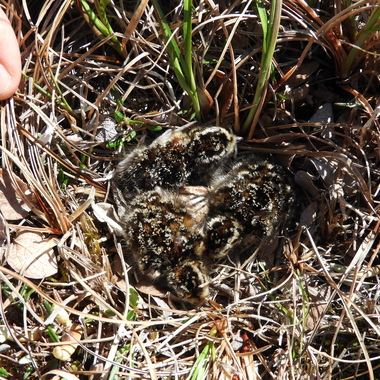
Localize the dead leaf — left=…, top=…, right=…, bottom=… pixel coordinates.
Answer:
left=294, top=170, right=320, bottom=199
left=41, top=369, right=80, bottom=380
left=305, top=157, right=357, bottom=196
left=304, top=285, right=330, bottom=332
left=135, top=281, right=167, bottom=298
left=200, top=70, right=234, bottom=122
left=197, top=86, right=213, bottom=118
left=300, top=201, right=319, bottom=228
left=284, top=61, right=319, bottom=88
left=95, top=115, right=118, bottom=143
left=0, top=169, right=36, bottom=220
left=0, top=213, right=7, bottom=247
left=53, top=323, right=83, bottom=361
left=6, top=231, right=58, bottom=279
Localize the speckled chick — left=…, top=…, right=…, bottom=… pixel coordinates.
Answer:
left=204, top=155, right=295, bottom=259
left=118, top=188, right=209, bottom=305
left=112, top=125, right=238, bottom=202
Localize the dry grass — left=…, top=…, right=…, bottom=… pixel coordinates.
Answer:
left=0, top=0, right=379, bottom=379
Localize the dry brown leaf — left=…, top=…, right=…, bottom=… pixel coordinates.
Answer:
left=135, top=282, right=167, bottom=298
left=304, top=285, right=331, bottom=332
left=199, top=70, right=234, bottom=121
left=0, top=213, right=6, bottom=247
left=0, top=169, right=35, bottom=220
left=94, top=115, right=118, bottom=143
left=6, top=231, right=58, bottom=279
left=40, top=370, right=80, bottom=380
left=294, top=170, right=320, bottom=199
left=300, top=201, right=318, bottom=228
left=211, top=70, right=234, bottom=121
left=305, top=157, right=357, bottom=195
left=52, top=323, right=83, bottom=361
left=284, top=61, right=319, bottom=88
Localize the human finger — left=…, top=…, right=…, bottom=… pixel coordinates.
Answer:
left=0, top=8, right=21, bottom=100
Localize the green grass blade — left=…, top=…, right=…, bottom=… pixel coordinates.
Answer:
left=256, top=0, right=268, bottom=50
left=241, top=0, right=282, bottom=137
left=78, top=0, right=124, bottom=57
left=187, top=326, right=217, bottom=379
left=183, top=0, right=196, bottom=94
left=344, top=6, right=380, bottom=77
left=151, top=0, right=201, bottom=120
left=21, top=72, right=79, bottom=119
left=98, top=0, right=111, bottom=28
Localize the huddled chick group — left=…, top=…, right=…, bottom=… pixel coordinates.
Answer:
left=112, top=125, right=295, bottom=305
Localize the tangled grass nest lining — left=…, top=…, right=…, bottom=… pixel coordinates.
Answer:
left=0, top=0, right=379, bottom=379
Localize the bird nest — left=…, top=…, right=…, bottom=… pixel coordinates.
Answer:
left=0, top=1, right=379, bottom=379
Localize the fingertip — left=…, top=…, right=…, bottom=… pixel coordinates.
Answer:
left=0, top=10, right=21, bottom=100
left=0, top=63, right=20, bottom=100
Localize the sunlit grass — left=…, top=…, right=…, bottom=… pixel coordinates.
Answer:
left=78, top=0, right=125, bottom=58
left=1, top=0, right=379, bottom=378
left=344, top=3, right=380, bottom=77
left=151, top=0, right=202, bottom=120
left=241, top=0, right=282, bottom=138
